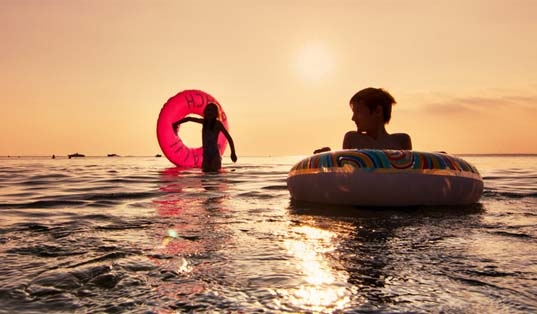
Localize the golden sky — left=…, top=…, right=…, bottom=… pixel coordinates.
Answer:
left=1, top=0, right=536, bottom=156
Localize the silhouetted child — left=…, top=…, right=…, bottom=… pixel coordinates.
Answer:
left=172, top=103, right=237, bottom=172
left=315, top=87, right=412, bottom=153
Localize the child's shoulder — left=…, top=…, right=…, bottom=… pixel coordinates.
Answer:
left=390, top=132, right=410, bottom=139
left=390, top=133, right=412, bottom=149
left=343, top=131, right=375, bottom=148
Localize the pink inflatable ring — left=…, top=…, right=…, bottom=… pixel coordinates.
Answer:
left=157, top=90, right=229, bottom=168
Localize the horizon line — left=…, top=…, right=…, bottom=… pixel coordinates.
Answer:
left=2, top=153, right=537, bottom=158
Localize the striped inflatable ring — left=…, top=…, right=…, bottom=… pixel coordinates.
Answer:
left=287, top=149, right=483, bottom=206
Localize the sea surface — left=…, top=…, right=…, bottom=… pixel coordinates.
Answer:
left=0, top=154, right=536, bottom=313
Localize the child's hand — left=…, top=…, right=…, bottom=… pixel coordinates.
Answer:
left=231, top=152, right=237, bottom=163
left=313, top=147, right=331, bottom=154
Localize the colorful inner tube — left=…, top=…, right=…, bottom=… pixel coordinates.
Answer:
left=287, top=149, right=484, bottom=206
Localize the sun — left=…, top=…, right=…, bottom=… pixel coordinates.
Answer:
left=294, top=42, right=335, bottom=83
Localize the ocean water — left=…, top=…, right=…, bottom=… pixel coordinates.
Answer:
left=0, top=154, right=536, bottom=313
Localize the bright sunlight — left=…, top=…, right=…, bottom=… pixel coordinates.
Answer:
left=294, top=42, right=335, bottom=83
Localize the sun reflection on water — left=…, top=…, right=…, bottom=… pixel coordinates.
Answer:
left=280, top=225, right=354, bottom=312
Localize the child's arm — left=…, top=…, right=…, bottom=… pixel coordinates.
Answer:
left=172, top=117, right=203, bottom=132
left=218, top=122, right=237, bottom=162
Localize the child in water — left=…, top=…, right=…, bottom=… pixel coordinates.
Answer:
left=314, top=87, right=412, bottom=153
left=172, top=103, right=237, bottom=172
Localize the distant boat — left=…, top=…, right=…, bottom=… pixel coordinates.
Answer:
left=155, top=154, right=162, bottom=157
left=107, top=154, right=120, bottom=157
left=68, top=153, right=85, bottom=159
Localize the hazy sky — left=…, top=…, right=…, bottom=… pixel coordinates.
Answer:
left=2, top=0, right=536, bottom=156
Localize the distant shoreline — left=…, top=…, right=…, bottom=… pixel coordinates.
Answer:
left=2, top=153, right=537, bottom=158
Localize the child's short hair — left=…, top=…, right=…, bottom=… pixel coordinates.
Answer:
left=349, top=88, right=396, bottom=123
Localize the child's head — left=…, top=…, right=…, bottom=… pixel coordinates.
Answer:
left=204, top=102, right=219, bottom=120
left=349, top=88, right=396, bottom=124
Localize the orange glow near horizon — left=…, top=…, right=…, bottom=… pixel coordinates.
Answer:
left=1, top=1, right=536, bottom=156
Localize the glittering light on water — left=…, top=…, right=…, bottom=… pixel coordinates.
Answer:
left=167, top=229, right=178, bottom=238
left=282, top=225, right=353, bottom=312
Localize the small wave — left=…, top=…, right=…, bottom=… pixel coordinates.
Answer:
left=466, top=269, right=519, bottom=277
left=489, top=230, right=533, bottom=239
left=1, top=192, right=38, bottom=198
left=30, top=173, right=72, bottom=180
left=84, top=191, right=160, bottom=201
left=6, top=244, right=86, bottom=258
left=61, top=185, right=119, bottom=193
left=447, top=274, right=504, bottom=289
left=261, top=185, right=288, bottom=190
left=77, top=213, right=114, bottom=220
left=237, top=191, right=278, bottom=199
left=14, top=222, right=51, bottom=232
left=0, top=200, right=87, bottom=209
left=0, top=191, right=161, bottom=209
left=95, top=221, right=153, bottom=231
left=99, top=177, right=157, bottom=184
left=483, top=190, right=537, bottom=199
left=69, top=251, right=139, bottom=268
left=18, top=180, right=56, bottom=186
left=91, top=200, right=122, bottom=208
